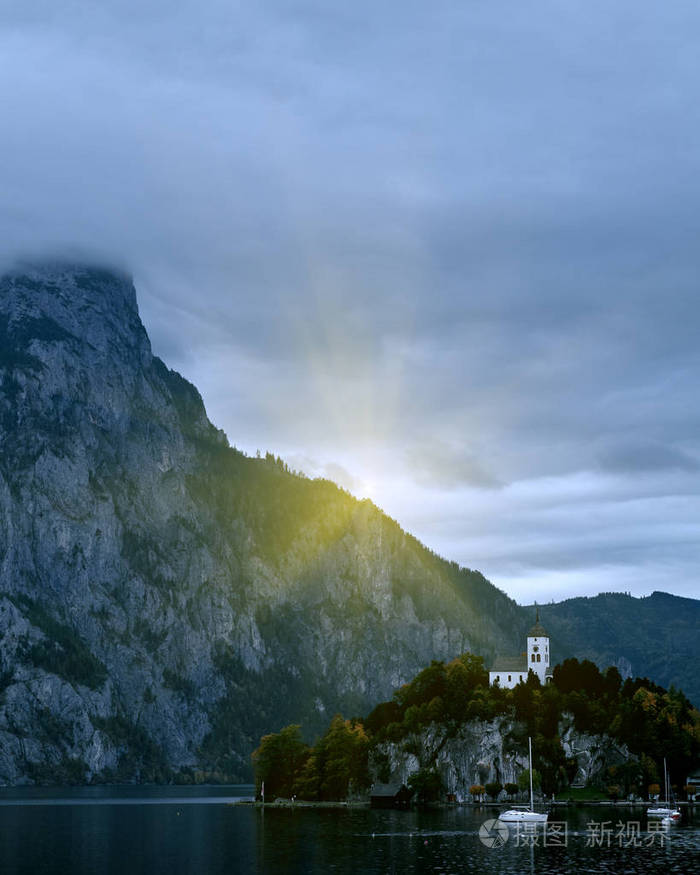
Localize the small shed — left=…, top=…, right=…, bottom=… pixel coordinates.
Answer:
left=370, top=783, right=413, bottom=809
left=686, top=770, right=700, bottom=800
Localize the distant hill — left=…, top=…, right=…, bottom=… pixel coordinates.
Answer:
left=537, top=591, right=700, bottom=707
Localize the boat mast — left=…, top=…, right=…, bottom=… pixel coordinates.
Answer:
left=663, top=758, right=668, bottom=804
left=529, top=736, right=534, bottom=810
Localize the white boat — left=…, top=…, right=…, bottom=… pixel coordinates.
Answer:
left=499, top=737, right=548, bottom=823
left=648, top=758, right=681, bottom=820
left=498, top=805, right=548, bottom=823
left=649, top=806, right=681, bottom=818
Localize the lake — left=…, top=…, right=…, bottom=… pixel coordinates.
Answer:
left=0, top=787, right=697, bottom=874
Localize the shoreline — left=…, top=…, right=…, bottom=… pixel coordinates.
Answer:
left=242, top=799, right=696, bottom=810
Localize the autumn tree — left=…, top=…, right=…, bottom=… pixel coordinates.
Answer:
left=309, top=715, right=370, bottom=801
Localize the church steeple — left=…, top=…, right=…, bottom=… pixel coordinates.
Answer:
left=489, top=604, right=555, bottom=688
left=527, top=606, right=549, bottom=683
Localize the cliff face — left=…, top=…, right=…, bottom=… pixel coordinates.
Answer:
left=0, top=262, right=525, bottom=783
left=373, top=717, right=632, bottom=801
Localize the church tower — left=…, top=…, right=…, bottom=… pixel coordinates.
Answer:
left=526, top=607, right=551, bottom=684
left=489, top=605, right=555, bottom=688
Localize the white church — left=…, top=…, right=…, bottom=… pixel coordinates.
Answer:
left=489, top=608, right=553, bottom=688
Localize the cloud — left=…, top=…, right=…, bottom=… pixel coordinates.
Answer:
left=405, top=440, right=502, bottom=490
left=597, top=441, right=700, bottom=474
left=2, top=2, right=700, bottom=602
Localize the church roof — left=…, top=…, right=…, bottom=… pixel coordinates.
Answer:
left=527, top=606, right=548, bottom=638
left=490, top=655, right=528, bottom=672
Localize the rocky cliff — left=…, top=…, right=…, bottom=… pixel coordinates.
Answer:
left=0, top=262, right=527, bottom=783
left=373, top=717, right=632, bottom=801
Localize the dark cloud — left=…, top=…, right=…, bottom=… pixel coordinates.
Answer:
left=597, top=442, right=699, bottom=474
left=2, top=2, right=700, bottom=602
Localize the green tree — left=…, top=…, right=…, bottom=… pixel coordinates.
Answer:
left=408, top=767, right=444, bottom=805
left=252, top=724, right=309, bottom=799
left=394, top=661, right=447, bottom=712
left=314, top=715, right=370, bottom=800
left=293, top=753, right=321, bottom=801
left=485, top=781, right=503, bottom=801
left=518, top=768, right=541, bottom=796
left=553, top=658, right=605, bottom=697
left=364, top=700, right=402, bottom=737
left=444, top=653, right=488, bottom=721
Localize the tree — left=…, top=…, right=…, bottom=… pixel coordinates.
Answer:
left=485, top=781, right=503, bottom=801
left=313, top=715, right=370, bottom=801
left=394, top=661, right=447, bottom=712
left=504, top=782, right=518, bottom=800
left=512, top=682, right=538, bottom=730
left=293, top=753, right=321, bottom=801
left=603, top=666, right=622, bottom=698
left=469, top=784, right=485, bottom=802
left=444, top=653, right=488, bottom=720
left=553, top=658, right=605, bottom=697
left=364, top=700, right=402, bottom=737
left=408, top=767, right=444, bottom=805
left=252, top=725, right=309, bottom=799
left=518, top=768, right=541, bottom=796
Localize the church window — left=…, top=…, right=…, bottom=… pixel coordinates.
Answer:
left=531, top=654, right=535, bottom=662
left=536, top=654, right=541, bottom=662
left=508, top=675, right=511, bottom=682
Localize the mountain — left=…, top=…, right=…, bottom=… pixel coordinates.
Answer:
left=536, top=591, right=700, bottom=707
left=0, top=262, right=527, bottom=783
left=0, top=262, right=696, bottom=785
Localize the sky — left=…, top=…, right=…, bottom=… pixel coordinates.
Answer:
left=1, top=2, right=699, bottom=604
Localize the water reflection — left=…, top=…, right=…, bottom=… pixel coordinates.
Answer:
left=251, top=804, right=700, bottom=875
left=0, top=790, right=696, bottom=874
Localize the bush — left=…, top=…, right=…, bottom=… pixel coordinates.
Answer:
left=485, top=781, right=503, bottom=801
left=408, top=767, right=444, bottom=805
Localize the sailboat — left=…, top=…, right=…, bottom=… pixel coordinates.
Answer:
left=648, top=758, right=680, bottom=821
left=498, top=737, right=548, bottom=823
